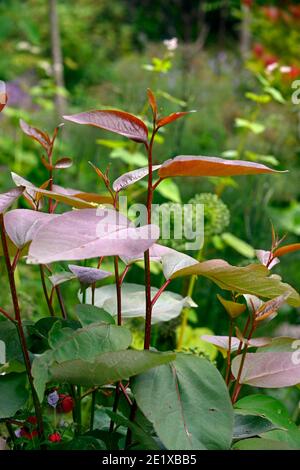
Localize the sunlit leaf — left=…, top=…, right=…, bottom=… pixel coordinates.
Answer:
left=217, top=294, right=246, bottom=319
left=54, top=157, right=73, bottom=169
left=113, top=165, right=161, bottom=192
left=273, top=243, right=300, bottom=258
left=27, top=208, right=159, bottom=264
left=157, top=111, right=195, bottom=129
left=0, top=187, right=24, bottom=214
left=169, top=259, right=300, bottom=307
left=159, top=156, right=284, bottom=179
left=147, top=88, right=157, bottom=118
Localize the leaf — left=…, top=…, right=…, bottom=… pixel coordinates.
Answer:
left=104, top=409, right=160, bottom=450
left=221, top=232, right=255, bottom=259
left=233, top=413, right=277, bottom=440
left=63, top=109, right=148, bottom=144
left=68, top=264, right=112, bottom=284
left=157, top=111, right=195, bottom=129
left=0, top=187, right=24, bottom=214
left=260, top=428, right=300, bottom=449
left=85, top=283, right=196, bottom=323
left=155, top=179, right=181, bottom=203
left=217, top=294, right=246, bottom=319
left=50, top=350, right=176, bottom=387
left=235, top=394, right=296, bottom=430
left=4, top=209, right=58, bottom=248
left=131, top=354, right=233, bottom=450
left=201, top=335, right=271, bottom=353
left=0, top=373, right=29, bottom=419
left=49, top=271, right=76, bottom=287
left=273, top=243, right=300, bottom=258
left=147, top=88, right=157, bottom=118
left=27, top=208, right=159, bottom=264
left=169, top=259, right=300, bottom=307
left=32, top=322, right=133, bottom=399
left=112, top=165, right=161, bottom=192
left=256, top=249, right=280, bottom=269
left=259, top=337, right=298, bottom=353
left=54, top=157, right=73, bottom=169
left=19, top=119, right=51, bottom=151
left=232, top=437, right=292, bottom=450
left=232, top=352, right=300, bottom=388
left=245, top=92, right=271, bottom=104
left=158, top=156, right=285, bottom=179
left=235, top=118, right=265, bottom=134
left=11, top=173, right=103, bottom=209
left=75, top=304, right=115, bottom=326
left=255, top=293, right=290, bottom=322
left=52, top=184, right=113, bottom=205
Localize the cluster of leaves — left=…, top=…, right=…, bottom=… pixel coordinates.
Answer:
left=1, top=88, right=300, bottom=451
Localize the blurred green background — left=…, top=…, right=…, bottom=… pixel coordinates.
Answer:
left=0, top=0, right=300, bottom=361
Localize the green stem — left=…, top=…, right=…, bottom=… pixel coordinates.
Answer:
left=89, top=390, right=96, bottom=432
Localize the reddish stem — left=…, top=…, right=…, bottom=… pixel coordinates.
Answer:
left=0, top=306, right=14, bottom=322
left=39, top=265, right=55, bottom=317
left=225, top=320, right=234, bottom=386
left=231, top=323, right=256, bottom=404
left=151, top=279, right=171, bottom=308
left=114, top=256, right=122, bottom=326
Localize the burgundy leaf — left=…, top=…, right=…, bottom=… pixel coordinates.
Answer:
left=4, top=209, right=58, bottom=248
left=68, top=264, right=112, bottom=284
left=63, top=109, right=148, bottom=144
left=159, top=156, right=287, bottom=179
left=113, top=165, right=161, bottom=192
left=0, top=187, right=24, bottom=214
left=19, top=119, right=51, bottom=152
left=157, top=111, right=195, bottom=129
left=54, top=157, right=73, bottom=169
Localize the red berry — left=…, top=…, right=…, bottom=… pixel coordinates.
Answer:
left=48, top=432, right=61, bottom=443
left=20, top=428, right=38, bottom=440
left=253, top=43, right=264, bottom=58
left=263, top=55, right=278, bottom=67
left=26, top=416, right=38, bottom=426
left=58, top=394, right=74, bottom=413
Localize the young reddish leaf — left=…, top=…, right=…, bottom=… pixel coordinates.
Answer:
left=4, top=209, right=58, bottom=248
left=147, top=88, right=157, bottom=119
left=0, top=90, right=7, bottom=112
left=11, top=173, right=107, bottom=208
left=232, top=352, right=300, bottom=388
left=68, top=264, right=112, bottom=284
left=27, top=208, right=159, bottom=264
left=113, top=165, right=161, bottom=192
left=63, top=110, right=149, bottom=144
left=170, top=259, right=300, bottom=307
left=255, top=293, right=290, bottom=323
left=159, top=156, right=286, bottom=179
left=156, top=111, right=195, bottom=129
left=273, top=243, right=300, bottom=258
left=217, top=294, right=246, bottom=319
left=54, top=157, right=73, bottom=169
left=0, top=187, right=24, bottom=214
left=19, top=119, right=51, bottom=152
left=201, top=335, right=271, bottom=352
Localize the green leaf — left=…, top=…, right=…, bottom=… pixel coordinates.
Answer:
left=104, top=409, right=160, bottom=450
left=221, top=232, right=255, bottom=258
left=245, top=92, right=271, bottom=104
left=264, top=86, right=285, bottom=104
left=131, top=353, right=233, bottom=450
left=75, top=304, right=115, bottom=326
left=109, top=148, right=148, bottom=167
left=0, top=373, right=29, bottom=418
left=155, top=179, right=181, bottom=203
left=50, top=350, right=176, bottom=387
left=235, top=118, right=265, bottom=134
left=232, top=437, right=292, bottom=450
left=170, top=259, right=300, bottom=307
left=0, top=320, right=23, bottom=364
left=260, top=429, right=300, bottom=450
left=233, top=413, right=277, bottom=440
left=235, top=395, right=296, bottom=430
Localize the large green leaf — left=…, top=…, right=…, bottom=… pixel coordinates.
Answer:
left=0, top=373, right=29, bottom=418
left=50, top=350, right=176, bottom=387
left=232, top=437, right=292, bottom=450
left=233, top=413, right=276, bottom=440
left=170, top=259, right=300, bottom=307
left=131, top=353, right=233, bottom=450
left=32, top=322, right=132, bottom=400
